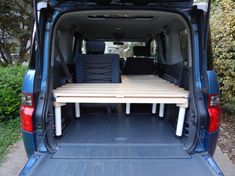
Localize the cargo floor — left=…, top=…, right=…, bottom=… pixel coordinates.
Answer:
left=59, top=113, right=182, bottom=144
left=55, top=113, right=188, bottom=159
left=25, top=114, right=218, bottom=176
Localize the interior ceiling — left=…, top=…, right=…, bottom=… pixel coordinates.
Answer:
left=58, top=10, right=186, bottom=41
left=55, top=0, right=193, bottom=7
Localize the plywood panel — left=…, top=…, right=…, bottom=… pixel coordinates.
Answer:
left=53, top=75, right=189, bottom=106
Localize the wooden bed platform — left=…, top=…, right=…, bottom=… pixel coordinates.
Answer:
left=53, top=75, right=189, bottom=137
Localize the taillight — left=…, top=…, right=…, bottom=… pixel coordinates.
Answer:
left=208, top=94, right=222, bottom=133
left=20, top=93, right=34, bottom=132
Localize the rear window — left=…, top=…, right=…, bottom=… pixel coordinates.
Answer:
left=105, top=42, right=145, bottom=58
left=81, top=41, right=145, bottom=58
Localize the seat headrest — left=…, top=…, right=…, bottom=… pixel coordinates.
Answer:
left=86, top=41, right=105, bottom=54
left=133, top=46, right=150, bottom=57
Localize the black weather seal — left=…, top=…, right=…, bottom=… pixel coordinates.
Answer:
left=33, top=0, right=41, bottom=51
left=204, top=0, right=211, bottom=50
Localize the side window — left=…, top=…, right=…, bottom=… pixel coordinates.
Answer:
left=81, top=40, right=86, bottom=54
left=150, top=39, right=157, bottom=56
left=55, top=30, right=74, bottom=64
left=179, top=30, right=188, bottom=61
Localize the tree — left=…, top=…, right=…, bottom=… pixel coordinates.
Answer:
left=0, top=0, right=33, bottom=66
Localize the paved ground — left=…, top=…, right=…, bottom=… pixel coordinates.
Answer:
left=0, top=140, right=27, bottom=176
left=0, top=139, right=235, bottom=176
left=214, top=147, right=235, bottom=176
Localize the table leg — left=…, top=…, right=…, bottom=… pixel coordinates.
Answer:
left=152, top=103, right=157, bottom=114
left=55, top=106, right=62, bottom=136
left=126, top=103, right=131, bottom=115
left=75, top=103, right=80, bottom=118
left=176, top=107, right=186, bottom=137
left=159, top=103, right=165, bottom=118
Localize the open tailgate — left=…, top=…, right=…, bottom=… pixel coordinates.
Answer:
left=20, top=146, right=223, bottom=176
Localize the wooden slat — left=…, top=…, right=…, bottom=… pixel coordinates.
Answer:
left=53, top=90, right=188, bottom=96
left=55, top=96, right=188, bottom=105
left=54, top=90, right=188, bottom=97
left=55, top=86, right=187, bottom=92
left=121, top=75, right=162, bottom=81
left=60, top=83, right=180, bottom=87
left=58, top=82, right=186, bottom=92
left=121, top=75, right=167, bottom=83
left=58, top=86, right=182, bottom=91
left=54, top=91, right=188, bottom=96
left=54, top=87, right=188, bottom=93
left=62, top=83, right=171, bottom=87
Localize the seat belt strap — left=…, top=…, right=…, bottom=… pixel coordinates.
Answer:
left=55, top=42, right=73, bottom=83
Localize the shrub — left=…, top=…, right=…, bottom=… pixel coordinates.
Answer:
left=0, top=66, right=26, bottom=122
left=210, top=0, right=235, bottom=104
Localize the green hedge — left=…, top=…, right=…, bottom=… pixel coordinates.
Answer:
left=0, top=66, right=26, bottom=122
left=211, top=0, right=235, bottom=104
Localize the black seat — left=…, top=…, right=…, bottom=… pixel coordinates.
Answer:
left=75, top=41, right=120, bottom=83
left=124, top=46, right=154, bottom=75
left=75, top=41, right=120, bottom=114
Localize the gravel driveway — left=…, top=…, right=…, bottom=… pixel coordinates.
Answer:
left=0, top=139, right=235, bottom=176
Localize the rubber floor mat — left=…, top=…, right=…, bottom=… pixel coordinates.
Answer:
left=53, top=144, right=190, bottom=159
left=59, top=114, right=181, bottom=144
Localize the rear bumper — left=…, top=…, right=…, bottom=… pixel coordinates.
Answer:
left=20, top=152, right=223, bottom=176
left=207, top=130, right=219, bottom=156
left=22, top=130, right=37, bottom=158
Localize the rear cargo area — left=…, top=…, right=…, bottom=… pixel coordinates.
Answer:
left=52, top=111, right=190, bottom=162
left=47, top=9, right=193, bottom=162
left=27, top=114, right=217, bottom=176
left=56, top=113, right=187, bottom=160
left=28, top=112, right=217, bottom=176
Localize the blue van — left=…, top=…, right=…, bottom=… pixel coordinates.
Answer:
left=20, top=0, right=223, bottom=175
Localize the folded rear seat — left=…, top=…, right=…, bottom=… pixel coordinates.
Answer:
left=124, top=46, right=154, bottom=75
left=74, top=41, right=120, bottom=115
left=76, top=41, right=120, bottom=83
